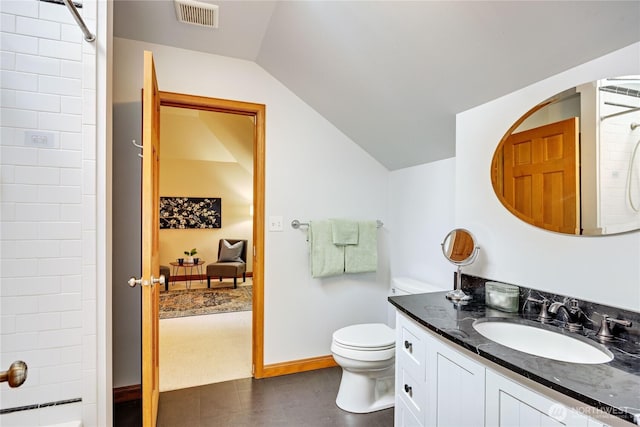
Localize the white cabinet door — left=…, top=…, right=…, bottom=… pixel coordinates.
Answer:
left=426, top=333, right=485, bottom=427
left=486, top=370, right=608, bottom=427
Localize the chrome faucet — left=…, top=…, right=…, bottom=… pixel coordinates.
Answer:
left=596, top=315, right=632, bottom=342
left=548, top=299, right=584, bottom=332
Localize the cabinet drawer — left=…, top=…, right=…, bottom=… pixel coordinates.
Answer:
left=397, top=312, right=426, bottom=379
left=395, top=394, right=424, bottom=427
left=397, top=366, right=426, bottom=425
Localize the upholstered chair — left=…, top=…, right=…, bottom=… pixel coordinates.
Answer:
left=159, top=265, right=171, bottom=291
left=206, top=239, right=247, bottom=288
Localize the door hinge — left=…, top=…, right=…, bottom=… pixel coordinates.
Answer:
left=252, top=364, right=255, bottom=375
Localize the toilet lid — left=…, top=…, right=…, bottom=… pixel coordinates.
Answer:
left=333, top=323, right=395, bottom=349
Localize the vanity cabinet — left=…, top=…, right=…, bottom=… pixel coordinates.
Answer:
left=396, top=396, right=424, bottom=427
left=395, top=312, right=484, bottom=427
left=486, top=370, right=608, bottom=427
left=395, top=311, right=612, bottom=427
left=426, top=333, right=485, bottom=427
left=396, top=311, right=428, bottom=426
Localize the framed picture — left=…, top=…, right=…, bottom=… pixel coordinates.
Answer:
left=160, top=197, right=221, bottom=229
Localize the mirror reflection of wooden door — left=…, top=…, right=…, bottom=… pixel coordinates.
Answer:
left=142, top=50, right=161, bottom=426
left=448, top=230, right=475, bottom=262
left=500, top=117, right=580, bottom=234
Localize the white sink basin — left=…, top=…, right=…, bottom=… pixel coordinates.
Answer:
left=473, top=319, right=614, bottom=364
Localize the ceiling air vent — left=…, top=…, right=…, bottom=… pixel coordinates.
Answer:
left=174, top=0, right=219, bottom=28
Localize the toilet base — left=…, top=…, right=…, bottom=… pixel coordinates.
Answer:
left=335, top=365, right=395, bottom=414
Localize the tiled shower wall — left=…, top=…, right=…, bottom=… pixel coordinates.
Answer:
left=0, top=0, right=98, bottom=425
left=599, top=83, right=640, bottom=234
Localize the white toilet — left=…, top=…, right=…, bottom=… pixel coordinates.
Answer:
left=331, top=277, right=444, bottom=413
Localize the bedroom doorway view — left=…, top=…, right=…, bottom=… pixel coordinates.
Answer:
left=157, top=102, right=255, bottom=392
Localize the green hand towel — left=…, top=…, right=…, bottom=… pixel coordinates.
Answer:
left=330, top=218, right=359, bottom=245
left=345, top=221, right=377, bottom=273
left=309, top=220, right=345, bottom=278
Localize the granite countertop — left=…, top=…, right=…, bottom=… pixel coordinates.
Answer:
left=388, top=291, right=640, bottom=425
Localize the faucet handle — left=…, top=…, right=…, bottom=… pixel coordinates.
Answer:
left=596, top=315, right=632, bottom=341
left=526, top=297, right=552, bottom=322
left=566, top=298, right=582, bottom=313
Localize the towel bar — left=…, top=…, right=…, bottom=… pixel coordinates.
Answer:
left=291, top=219, right=383, bottom=229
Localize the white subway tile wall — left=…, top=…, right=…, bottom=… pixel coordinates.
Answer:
left=1, top=0, right=97, bottom=425
left=599, top=87, right=640, bottom=233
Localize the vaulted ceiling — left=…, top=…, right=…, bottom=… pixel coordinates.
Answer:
left=114, top=1, right=640, bottom=170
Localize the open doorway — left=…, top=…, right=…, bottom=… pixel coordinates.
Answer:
left=154, top=92, right=265, bottom=391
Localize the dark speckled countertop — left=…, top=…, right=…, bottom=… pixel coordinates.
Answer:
left=388, top=291, right=640, bottom=425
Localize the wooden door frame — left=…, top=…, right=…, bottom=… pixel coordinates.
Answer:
left=158, top=91, right=266, bottom=378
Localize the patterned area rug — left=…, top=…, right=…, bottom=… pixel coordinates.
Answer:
left=159, top=286, right=252, bottom=319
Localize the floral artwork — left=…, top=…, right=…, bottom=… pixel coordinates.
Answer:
left=160, top=197, right=221, bottom=229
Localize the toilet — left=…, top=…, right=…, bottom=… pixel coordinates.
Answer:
left=331, top=277, right=444, bottom=413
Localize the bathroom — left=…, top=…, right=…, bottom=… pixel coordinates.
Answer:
left=118, top=35, right=640, bottom=424
left=1, top=1, right=639, bottom=426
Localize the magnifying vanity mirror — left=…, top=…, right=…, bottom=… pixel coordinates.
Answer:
left=441, top=228, right=479, bottom=303
left=491, top=75, right=640, bottom=236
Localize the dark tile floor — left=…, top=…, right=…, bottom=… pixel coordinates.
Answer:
left=114, top=367, right=394, bottom=427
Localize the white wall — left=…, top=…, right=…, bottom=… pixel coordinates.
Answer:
left=455, top=42, right=640, bottom=311
left=113, top=38, right=390, bottom=366
left=389, top=158, right=457, bottom=289
left=0, top=0, right=105, bottom=425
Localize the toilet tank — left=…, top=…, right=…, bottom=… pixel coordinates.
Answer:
left=387, top=277, right=446, bottom=328
left=391, top=277, right=445, bottom=296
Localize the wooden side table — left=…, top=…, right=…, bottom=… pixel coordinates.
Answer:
left=169, top=260, right=204, bottom=290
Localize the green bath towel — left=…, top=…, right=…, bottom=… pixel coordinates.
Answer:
left=345, top=221, right=378, bottom=273
left=309, top=220, right=345, bottom=278
left=330, top=218, right=359, bottom=245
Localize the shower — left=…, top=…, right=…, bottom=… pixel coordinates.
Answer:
left=600, top=77, right=640, bottom=217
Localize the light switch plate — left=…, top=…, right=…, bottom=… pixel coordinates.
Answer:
left=269, top=216, right=284, bottom=232
left=25, top=130, right=56, bottom=148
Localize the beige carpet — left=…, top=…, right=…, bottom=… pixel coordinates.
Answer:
left=159, top=279, right=252, bottom=392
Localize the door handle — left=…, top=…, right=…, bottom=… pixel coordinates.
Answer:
left=128, top=276, right=145, bottom=287
left=128, top=275, right=165, bottom=287
left=1, top=361, right=27, bottom=388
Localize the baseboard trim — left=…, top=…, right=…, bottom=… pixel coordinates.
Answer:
left=259, top=355, right=338, bottom=378
left=113, top=384, right=141, bottom=404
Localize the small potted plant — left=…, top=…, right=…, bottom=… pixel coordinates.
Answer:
left=184, top=248, right=197, bottom=264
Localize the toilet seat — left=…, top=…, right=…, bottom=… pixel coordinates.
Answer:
left=333, top=341, right=394, bottom=352
left=333, top=323, right=395, bottom=350
left=332, top=323, right=395, bottom=361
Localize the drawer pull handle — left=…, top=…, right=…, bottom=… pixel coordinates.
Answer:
left=404, top=384, right=413, bottom=396
left=404, top=340, right=412, bottom=351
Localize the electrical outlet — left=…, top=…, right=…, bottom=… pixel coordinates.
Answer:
left=269, top=216, right=284, bottom=232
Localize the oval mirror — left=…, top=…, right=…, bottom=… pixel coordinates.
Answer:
left=441, top=228, right=478, bottom=266
left=491, top=75, right=640, bottom=236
